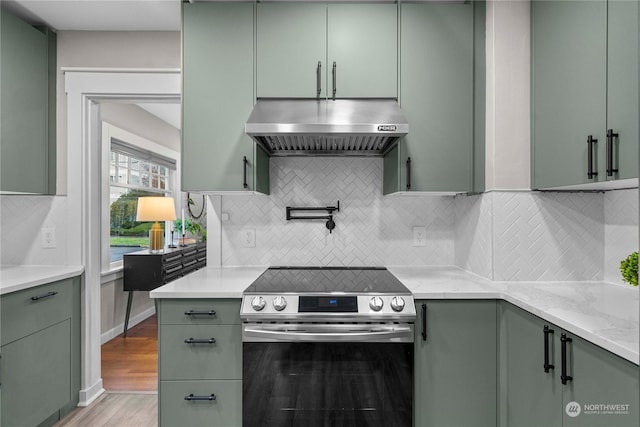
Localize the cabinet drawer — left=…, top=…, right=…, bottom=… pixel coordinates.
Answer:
left=1, top=319, right=71, bottom=427
left=160, top=324, right=241, bottom=380
left=159, top=299, right=241, bottom=325
left=159, top=380, right=241, bottom=427
left=1, top=278, right=73, bottom=345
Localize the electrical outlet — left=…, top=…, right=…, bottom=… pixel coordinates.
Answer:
left=412, top=226, right=426, bottom=247
left=42, top=227, right=56, bottom=248
left=242, top=228, right=256, bottom=248
left=221, top=212, right=230, bottom=221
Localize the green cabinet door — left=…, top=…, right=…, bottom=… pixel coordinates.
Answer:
left=562, top=332, right=639, bottom=427
left=388, top=2, right=474, bottom=194
left=182, top=2, right=268, bottom=194
left=327, top=3, right=397, bottom=99
left=256, top=3, right=326, bottom=98
left=500, top=303, right=562, bottom=427
left=531, top=0, right=607, bottom=188
left=415, top=300, right=497, bottom=427
left=0, top=7, right=55, bottom=194
left=606, top=0, right=638, bottom=181
left=1, top=320, right=71, bottom=426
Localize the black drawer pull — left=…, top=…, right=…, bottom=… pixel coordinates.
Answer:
left=606, top=129, right=619, bottom=176
left=543, top=325, right=554, bottom=373
left=406, top=157, right=412, bottom=190
left=182, top=260, right=198, bottom=268
left=165, top=265, right=182, bottom=275
left=184, top=393, right=216, bottom=402
left=243, top=156, right=248, bottom=189
left=183, top=249, right=197, bottom=257
left=184, top=337, right=216, bottom=344
left=31, top=291, right=58, bottom=301
left=184, top=310, right=216, bottom=317
left=560, top=333, right=572, bottom=385
left=164, top=254, right=182, bottom=263
left=421, top=303, right=427, bottom=341
left=587, top=135, right=598, bottom=179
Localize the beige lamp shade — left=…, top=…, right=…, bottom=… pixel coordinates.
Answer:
left=136, top=197, right=177, bottom=222
left=136, top=197, right=176, bottom=252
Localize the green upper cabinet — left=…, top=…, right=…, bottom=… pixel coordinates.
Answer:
left=384, top=1, right=476, bottom=194
left=501, top=302, right=639, bottom=427
left=415, top=300, right=497, bottom=427
left=0, top=7, right=56, bottom=194
left=531, top=0, right=638, bottom=189
left=256, top=3, right=397, bottom=99
left=182, top=2, right=269, bottom=194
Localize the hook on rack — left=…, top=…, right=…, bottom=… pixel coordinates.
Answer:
left=286, top=201, right=340, bottom=233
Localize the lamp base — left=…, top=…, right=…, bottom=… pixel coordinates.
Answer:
left=149, top=222, right=164, bottom=253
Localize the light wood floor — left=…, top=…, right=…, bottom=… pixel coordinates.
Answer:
left=101, top=314, right=158, bottom=391
left=56, top=316, right=160, bottom=426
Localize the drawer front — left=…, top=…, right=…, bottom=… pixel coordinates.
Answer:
left=160, top=324, right=241, bottom=380
left=159, top=380, right=241, bottom=427
left=159, top=299, right=241, bottom=325
left=1, top=278, right=73, bottom=345
left=1, top=320, right=71, bottom=427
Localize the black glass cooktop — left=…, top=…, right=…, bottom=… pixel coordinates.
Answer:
left=243, top=267, right=411, bottom=294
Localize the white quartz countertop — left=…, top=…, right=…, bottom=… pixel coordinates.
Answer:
left=150, top=266, right=267, bottom=299
left=150, top=265, right=639, bottom=365
left=0, top=265, right=84, bottom=295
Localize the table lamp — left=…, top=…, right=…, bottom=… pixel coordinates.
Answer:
left=136, top=196, right=176, bottom=253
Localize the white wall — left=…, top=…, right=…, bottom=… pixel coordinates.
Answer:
left=485, top=0, right=531, bottom=190
left=56, top=31, right=181, bottom=194
left=604, top=189, right=639, bottom=285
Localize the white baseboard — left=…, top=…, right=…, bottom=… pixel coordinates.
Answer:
left=78, top=379, right=105, bottom=407
left=101, top=306, right=156, bottom=344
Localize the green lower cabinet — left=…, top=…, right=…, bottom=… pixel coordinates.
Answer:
left=500, top=302, right=562, bottom=427
left=501, top=302, right=639, bottom=427
left=562, top=332, right=639, bottom=427
left=415, top=300, right=497, bottom=427
left=1, top=320, right=71, bottom=427
left=160, top=380, right=242, bottom=427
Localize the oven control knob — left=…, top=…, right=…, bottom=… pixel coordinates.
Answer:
left=391, top=296, right=405, bottom=312
left=251, top=296, right=266, bottom=311
left=273, top=296, right=287, bottom=311
left=369, top=296, right=384, bottom=312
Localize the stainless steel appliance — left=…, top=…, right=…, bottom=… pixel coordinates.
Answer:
left=245, top=99, right=409, bottom=156
left=241, top=267, right=415, bottom=427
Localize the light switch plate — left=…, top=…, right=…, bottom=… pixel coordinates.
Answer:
left=242, top=228, right=256, bottom=248
left=412, top=226, right=426, bottom=247
left=42, top=227, right=56, bottom=248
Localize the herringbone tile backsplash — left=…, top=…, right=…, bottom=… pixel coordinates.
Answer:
left=220, top=158, right=455, bottom=266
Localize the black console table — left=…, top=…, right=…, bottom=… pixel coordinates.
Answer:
left=122, top=243, right=206, bottom=336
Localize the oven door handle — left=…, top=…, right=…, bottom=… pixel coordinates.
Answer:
left=242, top=325, right=414, bottom=343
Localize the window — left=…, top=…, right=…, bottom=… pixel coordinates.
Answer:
left=102, top=123, right=180, bottom=272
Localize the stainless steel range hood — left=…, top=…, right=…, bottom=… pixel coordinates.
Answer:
left=245, top=99, right=408, bottom=156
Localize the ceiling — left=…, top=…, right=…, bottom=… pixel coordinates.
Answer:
left=2, top=0, right=182, bottom=31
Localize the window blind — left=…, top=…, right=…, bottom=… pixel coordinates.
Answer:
left=111, top=138, right=176, bottom=170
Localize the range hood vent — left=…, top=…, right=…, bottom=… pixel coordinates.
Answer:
left=245, top=99, right=408, bottom=157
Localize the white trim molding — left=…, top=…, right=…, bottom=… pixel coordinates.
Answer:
left=65, top=71, right=180, bottom=406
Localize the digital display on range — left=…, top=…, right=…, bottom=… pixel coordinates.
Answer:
left=298, top=296, right=358, bottom=312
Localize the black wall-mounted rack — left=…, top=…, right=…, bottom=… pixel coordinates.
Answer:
left=286, top=201, right=340, bottom=233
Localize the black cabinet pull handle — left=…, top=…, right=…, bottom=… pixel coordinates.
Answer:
left=421, top=303, right=427, bottom=341
left=184, top=310, right=216, bottom=317
left=560, top=333, right=573, bottom=385
left=317, top=61, right=322, bottom=98
left=406, top=157, right=412, bottom=190
left=184, top=338, right=216, bottom=344
left=587, top=135, right=598, bottom=179
left=543, top=325, right=555, bottom=373
left=31, top=291, right=58, bottom=301
left=606, top=129, right=619, bottom=176
left=332, top=61, right=337, bottom=100
left=184, top=393, right=216, bottom=402
left=242, top=156, right=248, bottom=189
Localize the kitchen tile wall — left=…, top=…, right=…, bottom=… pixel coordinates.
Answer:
left=0, top=195, right=68, bottom=265
left=604, top=188, right=639, bottom=285
left=454, top=193, right=493, bottom=279
left=219, top=158, right=455, bottom=266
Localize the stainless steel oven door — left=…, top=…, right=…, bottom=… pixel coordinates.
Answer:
left=242, top=323, right=414, bottom=427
